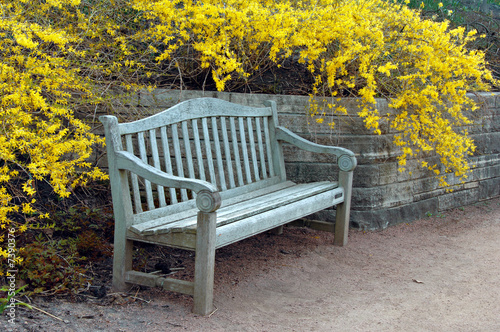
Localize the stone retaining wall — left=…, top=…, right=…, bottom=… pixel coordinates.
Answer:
left=101, top=89, right=500, bottom=230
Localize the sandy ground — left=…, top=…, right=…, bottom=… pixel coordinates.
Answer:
left=3, top=196, right=500, bottom=332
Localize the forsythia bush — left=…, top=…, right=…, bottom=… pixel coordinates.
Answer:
left=0, top=1, right=109, bottom=261
left=134, top=0, right=495, bottom=186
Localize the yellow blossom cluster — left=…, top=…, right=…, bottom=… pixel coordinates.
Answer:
left=134, top=0, right=494, bottom=185
left=0, top=0, right=110, bottom=260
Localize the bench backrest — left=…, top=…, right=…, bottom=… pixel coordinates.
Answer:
left=101, top=98, right=286, bottom=218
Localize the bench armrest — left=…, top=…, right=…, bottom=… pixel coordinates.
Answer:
left=276, top=126, right=357, bottom=172
left=115, top=151, right=221, bottom=212
left=116, top=151, right=218, bottom=193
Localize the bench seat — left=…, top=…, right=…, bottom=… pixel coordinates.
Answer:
left=128, top=180, right=342, bottom=248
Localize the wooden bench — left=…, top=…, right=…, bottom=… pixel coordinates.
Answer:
left=100, top=97, right=356, bottom=315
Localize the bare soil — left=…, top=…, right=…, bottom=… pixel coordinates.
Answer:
left=3, top=196, right=500, bottom=332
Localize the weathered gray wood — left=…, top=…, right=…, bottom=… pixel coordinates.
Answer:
left=230, top=117, right=244, bottom=186
left=220, top=117, right=236, bottom=189
left=172, top=123, right=189, bottom=201
left=192, top=119, right=206, bottom=181
left=214, top=189, right=344, bottom=248
left=125, top=134, right=143, bottom=213
left=269, top=225, right=284, bottom=235
left=212, top=117, right=227, bottom=190
left=115, top=151, right=217, bottom=194
left=202, top=117, right=217, bottom=186
left=160, top=126, right=178, bottom=204
left=276, top=126, right=356, bottom=159
left=137, top=131, right=155, bottom=210
left=119, top=98, right=273, bottom=135
left=182, top=121, right=196, bottom=181
left=255, top=117, right=268, bottom=179
left=132, top=182, right=340, bottom=238
left=126, top=271, right=194, bottom=295
left=175, top=182, right=340, bottom=233
left=150, top=129, right=166, bottom=207
left=100, top=116, right=134, bottom=291
left=127, top=229, right=197, bottom=250
left=335, top=170, right=354, bottom=246
left=100, top=97, right=357, bottom=316
left=263, top=117, right=275, bottom=178
left=193, top=211, right=216, bottom=315
left=264, top=101, right=286, bottom=181
left=239, top=117, right=252, bottom=184
left=247, top=117, right=260, bottom=181
left=131, top=177, right=286, bottom=227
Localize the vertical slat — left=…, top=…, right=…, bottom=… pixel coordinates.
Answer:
left=265, top=100, right=286, bottom=181
left=230, top=117, right=244, bottom=187
left=160, top=126, right=177, bottom=204
left=220, top=117, right=236, bottom=189
left=192, top=119, right=206, bottom=181
left=125, top=134, right=143, bottom=213
left=138, top=131, right=155, bottom=210
left=172, top=123, right=189, bottom=201
left=182, top=121, right=196, bottom=199
left=212, top=117, right=227, bottom=191
left=202, top=118, right=217, bottom=186
left=255, top=117, right=268, bottom=179
left=149, top=129, right=166, bottom=207
left=238, top=117, right=252, bottom=184
left=247, top=117, right=260, bottom=181
left=263, top=117, right=275, bottom=178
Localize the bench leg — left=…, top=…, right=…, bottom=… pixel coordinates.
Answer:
left=269, top=225, right=284, bottom=235
left=334, top=170, right=353, bottom=246
left=193, top=211, right=217, bottom=315
left=113, top=237, right=133, bottom=291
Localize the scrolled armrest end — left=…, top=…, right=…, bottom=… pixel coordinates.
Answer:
left=196, top=190, right=221, bottom=213
left=338, top=154, right=357, bottom=172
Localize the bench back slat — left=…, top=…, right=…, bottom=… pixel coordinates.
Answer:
left=108, top=98, right=284, bottom=216
left=125, top=134, right=143, bottom=213
left=238, top=117, right=252, bottom=184
left=192, top=120, right=206, bottom=182
left=220, top=117, right=236, bottom=189
left=247, top=118, right=260, bottom=182
left=202, top=117, right=217, bottom=186
left=263, top=117, right=275, bottom=178
left=229, top=117, right=244, bottom=187
left=137, top=131, right=155, bottom=210
left=211, top=117, right=227, bottom=191
left=255, top=118, right=267, bottom=179
left=149, top=128, right=166, bottom=207
left=160, top=126, right=178, bottom=204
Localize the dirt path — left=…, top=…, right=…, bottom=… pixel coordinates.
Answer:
left=4, top=197, right=500, bottom=332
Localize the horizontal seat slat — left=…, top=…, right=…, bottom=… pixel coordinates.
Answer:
left=176, top=182, right=341, bottom=234
left=130, top=181, right=340, bottom=236
left=130, top=179, right=294, bottom=234
left=214, top=188, right=344, bottom=248
left=132, top=176, right=284, bottom=225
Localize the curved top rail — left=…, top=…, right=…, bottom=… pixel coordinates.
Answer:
left=118, top=97, right=273, bottom=135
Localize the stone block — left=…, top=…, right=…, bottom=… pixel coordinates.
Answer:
left=438, top=188, right=480, bottom=210
left=350, top=197, right=439, bottom=230
left=479, top=177, right=500, bottom=200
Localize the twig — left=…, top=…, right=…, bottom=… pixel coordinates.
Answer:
left=128, top=295, right=151, bottom=303
left=15, top=299, right=66, bottom=323
left=207, top=305, right=218, bottom=318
